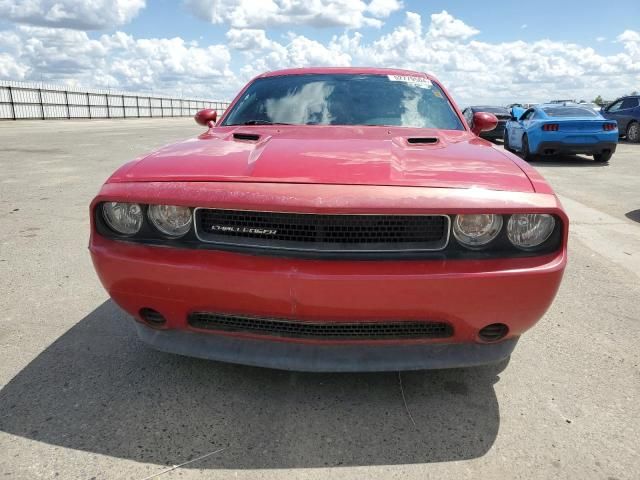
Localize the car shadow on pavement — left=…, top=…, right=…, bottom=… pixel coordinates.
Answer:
left=528, top=154, right=608, bottom=167
left=625, top=209, right=640, bottom=223
left=0, top=301, right=506, bottom=469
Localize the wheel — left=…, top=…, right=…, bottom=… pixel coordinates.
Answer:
left=627, top=122, right=640, bottom=143
left=594, top=151, right=613, bottom=162
left=503, top=130, right=514, bottom=152
left=521, top=134, right=535, bottom=161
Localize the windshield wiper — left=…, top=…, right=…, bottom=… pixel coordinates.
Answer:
left=239, top=120, right=294, bottom=125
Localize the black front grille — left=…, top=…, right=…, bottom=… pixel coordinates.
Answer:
left=195, top=209, right=449, bottom=253
left=188, top=312, right=453, bottom=340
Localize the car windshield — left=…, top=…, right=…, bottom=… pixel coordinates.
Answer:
left=542, top=106, right=599, bottom=117
left=222, top=73, right=465, bottom=130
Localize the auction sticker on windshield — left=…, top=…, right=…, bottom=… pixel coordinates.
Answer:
left=387, top=75, right=432, bottom=88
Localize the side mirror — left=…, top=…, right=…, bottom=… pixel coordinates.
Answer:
left=471, top=112, right=498, bottom=136
left=195, top=109, right=217, bottom=127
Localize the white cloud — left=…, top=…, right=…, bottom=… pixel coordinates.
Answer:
left=617, top=30, right=640, bottom=58
left=366, top=0, right=403, bottom=17
left=0, top=25, right=235, bottom=97
left=323, top=12, right=640, bottom=104
left=426, top=10, right=479, bottom=40
left=0, top=0, right=146, bottom=30
left=0, top=8, right=638, bottom=104
left=286, top=34, right=351, bottom=66
left=225, top=28, right=274, bottom=51
left=230, top=29, right=351, bottom=80
left=219, top=11, right=639, bottom=103
left=0, top=52, right=29, bottom=79
left=184, top=0, right=401, bottom=29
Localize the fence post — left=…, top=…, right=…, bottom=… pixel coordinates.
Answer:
left=136, top=96, right=140, bottom=118
left=7, top=86, right=16, bottom=120
left=37, top=88, right=45, bottom=120
left=87, top=92, right=92, bottom=119
left=105, top=93, right=110, bottom=118
left=160, top=98, right=164, bottom=118
left=122, top=94, right=126, bottom=119
left=64, top=90, right=70, bottom=119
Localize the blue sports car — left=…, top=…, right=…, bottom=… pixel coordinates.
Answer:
left=504, top=104, right=618, bottom=162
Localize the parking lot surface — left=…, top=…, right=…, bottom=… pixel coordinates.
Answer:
left=1, top=119, right=639, bottom=479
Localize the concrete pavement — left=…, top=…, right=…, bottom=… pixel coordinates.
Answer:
left=0, top=119, right=638, bottom=479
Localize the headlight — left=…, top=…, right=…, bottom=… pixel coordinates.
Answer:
left=147, top=204, right=192, bottom=238
left=102, top=202, right=143, bottom=235
left=507, top=214, right=555, bottom=249
left=452, top=214, right=503, bottom=248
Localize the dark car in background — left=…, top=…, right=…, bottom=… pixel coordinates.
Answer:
left=601, top=95, right=640, bottom=142
left=463, top=106, right=511, bottom=141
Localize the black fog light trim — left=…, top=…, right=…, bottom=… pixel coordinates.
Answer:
left=139, top=308, right=166, bottom=327
left=478, top=323, right=509, bottom=342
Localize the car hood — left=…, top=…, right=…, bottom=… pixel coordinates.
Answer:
left=115, top=126, right=533, bottom=192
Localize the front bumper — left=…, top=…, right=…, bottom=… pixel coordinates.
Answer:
left=135, top=322, right=519, bottom=372
left=534, top=141, right=617, bottom=156
left=90, top=181, right=567, bottom=371
left=91, top=235, right=565, bottom=371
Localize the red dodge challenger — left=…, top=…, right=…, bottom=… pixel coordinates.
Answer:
left=90, top=67, right=568, bottom=372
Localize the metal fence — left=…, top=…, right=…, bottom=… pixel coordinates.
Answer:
left=0, top=80, right=230, bottom=120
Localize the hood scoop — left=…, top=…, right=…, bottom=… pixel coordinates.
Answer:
left=407, top=137, right=439, bottom=145
left=233, top=132, right=261, bottom=142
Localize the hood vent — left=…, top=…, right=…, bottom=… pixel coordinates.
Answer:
left=407, top=137, right=439, bottom=145
left=233, top=132, right=261, bottom=142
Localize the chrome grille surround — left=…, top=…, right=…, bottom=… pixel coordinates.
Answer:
left=193, top=208, right=451, bottom=253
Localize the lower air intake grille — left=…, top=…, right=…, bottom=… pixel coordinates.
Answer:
left=188, top=312, right=453, bottom=340
left=195, top=209, right=449, bottom=253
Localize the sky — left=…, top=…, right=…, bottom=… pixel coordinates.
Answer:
left=0, top=0, right=638, bottom=105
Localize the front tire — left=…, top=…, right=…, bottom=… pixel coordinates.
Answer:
left=521, top=134, right=535, bottom=161
left=627, top=122, right=640, bottom=143
left=594, top=151, right=613, bottom=163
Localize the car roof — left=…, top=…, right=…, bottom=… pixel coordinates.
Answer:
left=540, top=101, right=579, bottom=107
left=535, top=104, right=603, bottom=118
left=258, top=67, right=435, bottom=80
left=538, top=103, right=594, bottom=108
left=469, top=105, right=509, bottom=110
